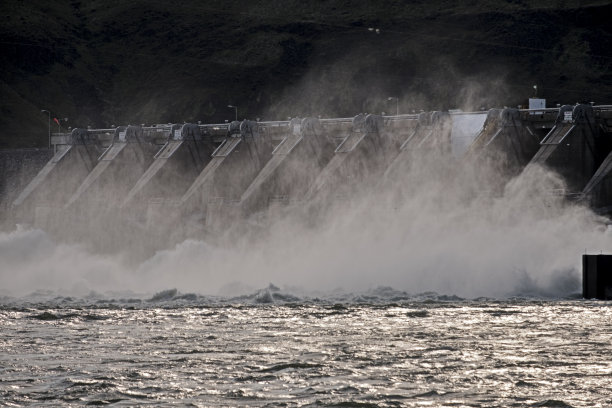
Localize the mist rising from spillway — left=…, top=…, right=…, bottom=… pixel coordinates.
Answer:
left=2, top=151, right=610, bottom=299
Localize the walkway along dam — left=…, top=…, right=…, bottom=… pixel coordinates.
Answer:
left=4, top=104, right=612, bottom=257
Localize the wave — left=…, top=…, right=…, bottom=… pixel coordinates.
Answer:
left=0, top=283, right=584, bottom=309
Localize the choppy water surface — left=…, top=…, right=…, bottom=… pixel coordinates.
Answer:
left=1, top=291, right=612, bottom=407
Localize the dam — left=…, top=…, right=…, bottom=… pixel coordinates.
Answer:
left=3, top=103, right=612, bottom=254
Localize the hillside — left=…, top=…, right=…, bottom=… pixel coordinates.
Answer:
left=1, top=0, right=611, bottom=148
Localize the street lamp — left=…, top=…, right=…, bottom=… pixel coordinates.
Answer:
left=387, top=97, right=399, bottom=116
left=41, top=109, right=50, bottom=149
left=227, top=105, right=238, bottom=121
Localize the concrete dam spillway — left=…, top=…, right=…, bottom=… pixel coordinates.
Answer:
left=5, top=104, right=612, bottom=258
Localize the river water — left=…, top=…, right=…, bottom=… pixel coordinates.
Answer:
left=1, top=289, right=611, bottom=407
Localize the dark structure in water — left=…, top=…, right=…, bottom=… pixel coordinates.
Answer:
left=583, top=254, right=612, bottom=300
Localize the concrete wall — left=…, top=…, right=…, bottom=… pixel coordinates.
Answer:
left=0, top=148, right=53, bottom=223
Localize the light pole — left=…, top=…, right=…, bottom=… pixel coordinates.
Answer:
left=387, top=97, right=399, bottom=116
left=41, top=109, right=50, bottom=149
left=227, top=105, right=238, bottom=121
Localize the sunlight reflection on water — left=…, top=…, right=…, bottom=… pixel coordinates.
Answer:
left=1, top=298, right=612, bottom=407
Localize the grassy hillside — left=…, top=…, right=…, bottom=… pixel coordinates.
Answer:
left=1, top=0, right=611, bottom=148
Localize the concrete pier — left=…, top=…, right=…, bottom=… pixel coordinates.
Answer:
left=121, top=123, right=216, bottom=208
left=305, top=113, right=414, bottom=201
left=178, top=120, right=274, bottom=228
left=465, top=108, right=542, bottom=171
left=529, top=104, right=610, bottom=193
left=583, top=254, right=612, bottom=300
left=239, top=117, right=336, bottom=214
left=382, top=111, right=449, bottom=183
left=11, top=128, right=105, bottom=224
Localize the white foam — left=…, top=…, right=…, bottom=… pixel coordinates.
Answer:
left=2, top=162, right=610, bottom=299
